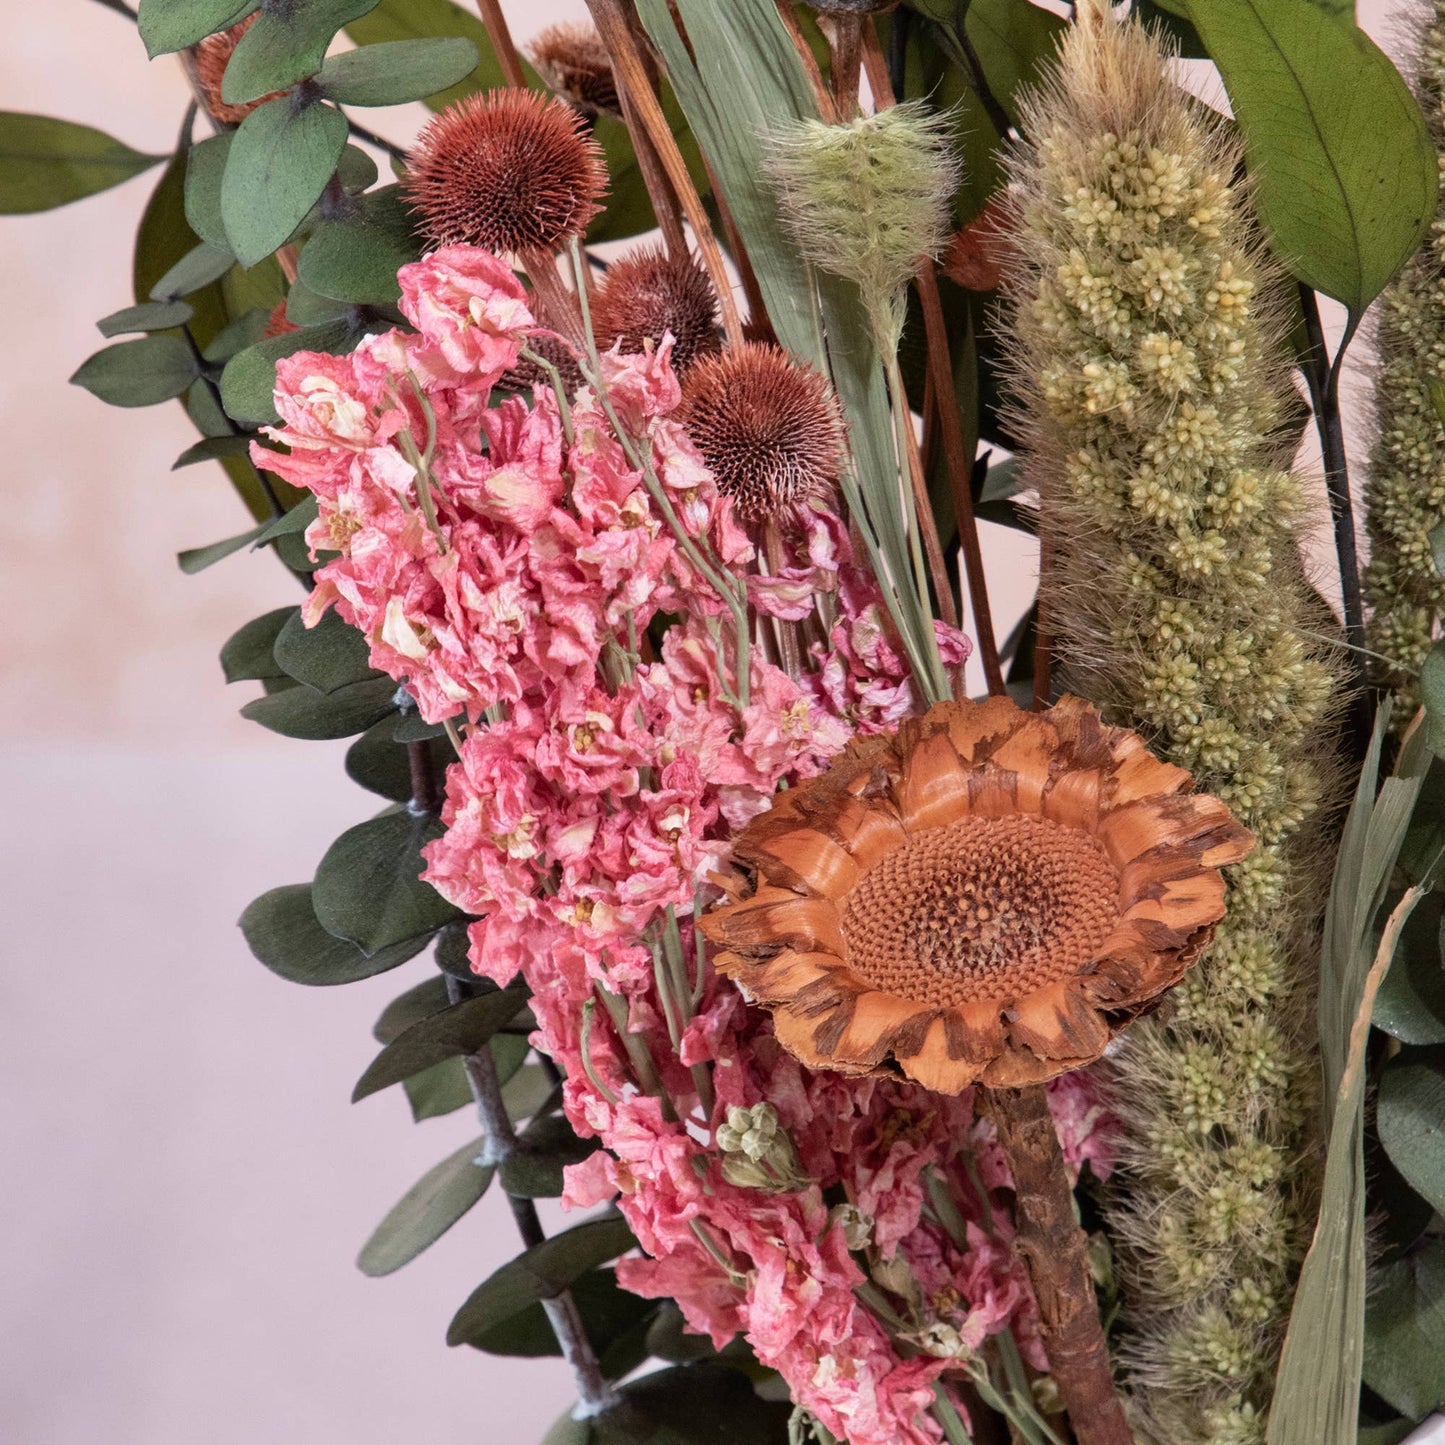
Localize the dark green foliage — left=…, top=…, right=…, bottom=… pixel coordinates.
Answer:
left=0, top=112, right=163, bottom=213
left=220, top=606, right=296, bottom=683
left=221, top=0, right=384, bottom=104
left=239, top=674, right=398, bottom=738
left=352, top=987, right=528, bottom=1101
left=446, top=1215, right=637, bottom=1347
left=70, top=336, right=198, bottom=407
left=149, top=242, right=235, bottom=301
left=219, top=318, right=362, bottom=424
left=221, top=96, right=348, bottom=268
left=357, top=1135, right=494, bottom=1277
left=1363, top=1239, right=1445, bottom=1421
left=346, top=720, right=450, bottom=803
left=315, top=37, right=480, bottom=107
left=273, top=606, right=379, bottom=693
left=138, top=0, right=261, bottom=58
left=97, top=299, right=195, bottom=337
left=298, top=187, right=418, bottom=304
left=500, top=1115, right=600, bottom=1199
left=1377, top=1052, right=1445, bottom=1216
left=240, top=882, right=429, bottom=985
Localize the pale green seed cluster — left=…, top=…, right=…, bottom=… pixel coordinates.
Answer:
left=1007, top=15, right=1340, bottom=1442
left=766, top=101, right=959, bottom=344
left=1365, top=1, right=1445, bottom=694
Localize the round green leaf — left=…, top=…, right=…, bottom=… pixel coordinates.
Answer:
left=184, top=132, right=233, bottom=253
left=0, top=112, right=163, bottom=213
left=273, top=606, right=378, bottom=693
left=315, top=37, right=479, bottom=107
left=1184, top=0, right=1437, bottom=312
left=221, top=96, right=348, bottom=269
left=1374, top=897, right=1445, bottom=1046
left=297, top=188, right=418, bottom=304
left=239, top=882, right=429, bottom=985
left=239, top=674, right=398, bottom=738
left=500, top=1115, right=600, bottom=1199
left=1377, top=1054, right=1445, bottom=1215
left=358, top=1135, right=494, bottom=1277
left=219, top=318, right=360, bottom=425
left=222, top=0, right=384, bottom=104
left=314, top=808, right=460, bottom=957
left=346, top=721, right=452, bottom=803
left=70, top=336, right=198, bottom=408
left=221, top=606, right=297, bottom=683
left=139, top=0, right=260, bottom=58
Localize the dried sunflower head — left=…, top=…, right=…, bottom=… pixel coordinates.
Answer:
left=702, top=695, right=1253, bottom=1093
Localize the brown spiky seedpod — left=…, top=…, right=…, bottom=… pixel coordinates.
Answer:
left=495, top=330, right=584, bottom=399
left=591, top=244, right=721, bottom=376
left=192, top=15, right=278, bottom=126
left=527, top=22, right=620, bottom=117
left=679, top=343, right=847, bottom=522
left=404, top=89, right=607, bottom=256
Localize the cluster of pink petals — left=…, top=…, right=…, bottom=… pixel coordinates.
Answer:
left=256, top=245, right=1117, bottom=1445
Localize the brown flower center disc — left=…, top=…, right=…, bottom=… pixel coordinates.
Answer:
left=840, top=815, right=1120, bottom=1007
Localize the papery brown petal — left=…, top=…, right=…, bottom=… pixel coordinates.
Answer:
left=1006, top=980, right=1112, bottom=1060
left=896, top=1018, right=984, bottom=1094
left=747, top=828, right=861, bottom=900
left=898, top=729, right=971, bottom=833
left=831, top=992, right=938, bottom=1068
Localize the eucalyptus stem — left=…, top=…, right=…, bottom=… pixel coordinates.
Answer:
left=89, top=0, right=138, bottom=19
left=445, top=976, right=619, bottom=1416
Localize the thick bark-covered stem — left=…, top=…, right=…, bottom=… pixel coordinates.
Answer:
left=986, top=1084, right=1132, bottom=1445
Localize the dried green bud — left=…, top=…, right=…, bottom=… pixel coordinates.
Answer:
left=715, top=1103, right=811, bottom=1193
left=766, top=101, right=959, bottom=344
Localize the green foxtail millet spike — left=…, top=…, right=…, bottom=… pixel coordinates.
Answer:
left=1003, top=9, right=1344, bottom=1441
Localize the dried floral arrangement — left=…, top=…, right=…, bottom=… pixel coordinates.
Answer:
left=11, top=0, right=1445, bottom=1440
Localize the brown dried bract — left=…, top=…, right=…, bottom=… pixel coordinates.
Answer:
left=403, top=89, right=607, bottom=256
left=528, top=21, right=620, bottom=117
left=679, top=342, right=846, bottom=522
left=941, top=196, right=1019, bottom=294
left=592, top=243, right=721, bottom=376
left=702, top=694, right=1253, bottom=1093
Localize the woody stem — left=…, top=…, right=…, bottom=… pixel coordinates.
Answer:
left=985, top=1084, right=1132, bottom=1445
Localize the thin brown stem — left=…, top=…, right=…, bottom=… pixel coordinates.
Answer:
left=774, top=0, right=839, bottom=122
left=614, top=74, right=689, bottom=262
left=702, top=156, right=769, bottom=337
left=914, top=267, right=1004, bottom=696
left=818, top=14, right=864, bottom=119
left=475, top=0, right=529, bottom=89
left=584, top=0, right=744, bottom=347
left=985, top=1085, right=1132, bottom=1445
left=897, top=375, right=960, bottom=633
left=519, top=245, right=585, bottom=349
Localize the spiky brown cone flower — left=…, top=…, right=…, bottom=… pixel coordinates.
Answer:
left=592, top=244, right=721, bottom=376
left=702, top=694, right=1253, bottom=1093
left=528, top=22, right=620, bottom=117
left=193, top=15, right=280, bottom=126
left=679, top=343, right=846, bottom=523
left=403, top=89, right=607, bottom=256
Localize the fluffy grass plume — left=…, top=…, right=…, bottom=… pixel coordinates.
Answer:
left=1365, top=0, right=1445, bottom=697
left=1004, top=8, right=1342, bottom=1440
left=766, top=101, right=958, bottom=347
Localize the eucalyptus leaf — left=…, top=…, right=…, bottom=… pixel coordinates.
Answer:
left=219, top=318, right=360, bottom=424
left=138, top=0, right=260, bottom=57
left=1374, top=895, right=1445, bottom=1046
left=502, top=1066, right=561, bottom=1125
left=71, top=336, right=199, bottom=408
left=222, top=0, right=384, bottom=104
left=1362, top=1239, right=1445, bottom=1421
left=345, top=0, right=538, bottom=111
left=239, top=674, right=397, bottom=738
left=255, top=494, right=320, bottom=541
left=184, top=132, right=233, bottom=252
left=0, top=112, right=163, bottom=212
left=357, top=1135, right=493, bottom=1277
left=220, top=605, right=296, bottom=683
left=1377, top=1054, right=1445, bottom=1216
left=403, top=1057, right=474, bottom=1121
left=392, top=712, right=447, bottom=743
left=374, top=975, right=454, bottom=1043
left=446, top=1215, right=636, bottom=1347
left=297, top=187, right=417, bottom=303
left=347, top=720, right=449, bottom=802
left=273, top=606, right=379, bottom=693
left=178, top=521, right=270, bottom=574
left=149, top=242, right=235, bottom=300
left=221, top=96, right=348, bottom=269
left=1422, top=642, right=1445, bottom=757
left=499, top=1115, right=599, bottom=1199
left=1183, top=0, right=1436, bottom=312
left=200, top=309, right=272, bottom=364
left=240, top=882, right=428, bottom=985
left=352, top=986, right=529, bottom=1101
left=97, top=299, right=194, bottom=338
left=316, top=37, right=479, bottom=107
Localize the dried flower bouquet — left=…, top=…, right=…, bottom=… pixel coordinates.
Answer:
left=15, top=0, right=1445, bottom=1441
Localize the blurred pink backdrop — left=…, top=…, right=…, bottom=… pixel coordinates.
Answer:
left=0, top=2, right=1396, bottom=1442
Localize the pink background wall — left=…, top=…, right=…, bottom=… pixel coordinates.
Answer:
left=0, top=2, right=1394, bottom=1441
